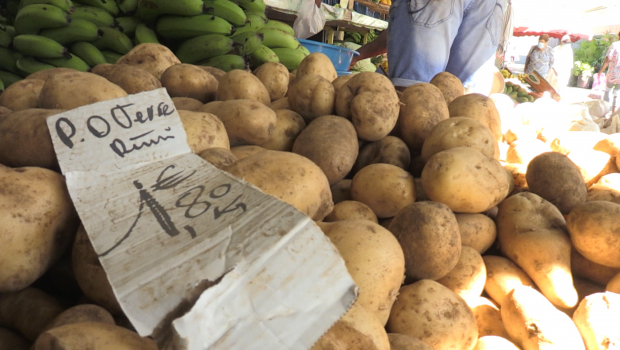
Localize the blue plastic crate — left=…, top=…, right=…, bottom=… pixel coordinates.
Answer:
left=298, top=39, right=360, bottom=71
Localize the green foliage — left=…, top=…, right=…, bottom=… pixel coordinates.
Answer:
left=573, top=33, right=618, bottom=74
left=572, top=61, right=594, bottom=77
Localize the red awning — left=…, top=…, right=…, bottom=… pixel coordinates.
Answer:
left=513, top=27, right=591, bottom=42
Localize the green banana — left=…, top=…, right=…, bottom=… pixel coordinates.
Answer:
left=271, top=47, right=306, bottom=71
left=0, top=14, right=7, bottom=24
left=235, top=0, right=265, bottom=13
left=13, top=34, right=71, bottom=58
left=0, top=28, right=11, bottom=48
left=156, top=14, right=233, bottom=40
left=249, top=44, right=279, bottom=68
left=203, top=0, right=246, bottom=27
left=230, top=31, right=262, bottom=55
left=244, top=10, right=267, bottom=22
left=19, top=0, right=75, bottom=13
left=114, top=16, right=142, bottom=36
left=16, top=56, right=56, bottom=76
left=258, top=28, right=299, bottom=49
left=101, top=50, right=123, bottom=63
left=0, top=70, right=24, bottom=87
left=0, top=47, right=21, bottom=74
left=91, top=26, right=133, bottom=54
left=136, top=0, right=206, bottom=23
left=70, top=6, right=115, bottom=27
left=1, top=25, right=16, bottom=39
left=38, top=54, right=90, bottom=71
left=70, top=41, right=107, bottom=66
left=232, top=12, right=266, bottom=35
left=134, top=23, right=159, bottom=44
left=175, top=34, right=235, bottom=64
left=117, top=0, right=138, bottom=15
left=14, top=4, right=71, bottom=35
left=263, top=19, right=294, bottom=36
left=73, top=0, right=119, bottom=16
left=200, top=54, right=247, bottom=72
left=39, top=18, right=102, bottom=45
left=296, top=44, right=310, bottom=56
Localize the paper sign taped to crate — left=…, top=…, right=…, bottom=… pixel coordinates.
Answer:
left=46, top=88, right=357, bottom=349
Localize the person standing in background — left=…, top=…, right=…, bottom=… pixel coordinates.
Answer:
left=524, top=34, right=555, bottom=77
left=598, top=32, right=620, bottom=113
left=553, top=35, right=574, bottom=91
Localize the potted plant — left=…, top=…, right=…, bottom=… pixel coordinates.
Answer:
left=572, top=61, right=594, bottom=89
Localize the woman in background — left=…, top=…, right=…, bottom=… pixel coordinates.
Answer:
left=524, top=34, right=556, bottom=80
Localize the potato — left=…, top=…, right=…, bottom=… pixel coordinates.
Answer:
left=572, top=277, right=606, bottom=313
left=504, top=163, right=528, bottom=193
left=501, top=286, right=585, bottom=350
left=387, top=279, right=478, bottom=350
left=456, top=213, right=496, bottom=254
left=388, top=201, right=460, bottom=281
left=436, top=246, right=486, bottom=299
left=482, top=255, right=535, bottom=307
left=503, top=124, right=538, bottom=144
left=566, top=201, right=620, bottom=268
left=270, top=97, right=289, bottom=110
left=42, top=305, right=115, bottom=332
left=201, top=99, right=276, bottom=147
left=224, top=150, right=333, bottom=220
left=413, top=178, right=429, bottom=201
left=37, top=71, right=127, bottom=110
left=0, top=288, right=65, bottom=341
left=336, top=72, right=400, bottom=141
left=172, top=97, right=204, bottom=111
left=91, top=63, right=162, bottom=94
left=196, top=66, right=226, bottom=81
left=526, top=152, right=587, bottom=214
left=178, top=110, right=229, bottom=153
left=351, top=164, right=415, bottom=218
left=0, top=108, right=63, bottom=170
left=311, top=302, right=390, bottom=350
left=0, top=106, right=10, bottom=118
left=497, top=192, right=578, bottom=308
left=292, top=115, right=358, bottom=185
left=288, top=74, right=335, bottom=122
left=216, top=69, right=270, bottom=105
left=260, top=109, right=305, bottom=152
left=160, top=63, right=218, bottom=103
left=0, top=79, right=44, bottom=111
left=430, top=71, right=464, bottom=105
left=473, top=336, right=520, bottom=350
left=295, top=52, right=338, bottom=82
left=572, top=292, right=620, bottom=350
left=331, top=179, right=352, bottom=204
left=567, top=149, right=618, bottom=187
left=421, top=147, right=512, bottom=213
left=319, top=220, right=404, bottom=324
left=198, top=147, right=237, bottom=169
left=608, top=272, right=620, bottom=293
left=324, top=200, right=378, bottom=223
left=388, top=333, right=435, bottom=350
left=116, top=43, right=181, bottom=79
left=0, top=165, right=79, bottom=292
left=72, top=225, right=122, bottom=315
left=398, top=83, right=450, bottom=152
left=422, top=117, right=498, bottom=162
left=505, top=139, right=551, bottom=165
left=549, top=131, right=608, bottom=155
left=253, top=62, right=289, bottom=101
left=34, top=322, right=158, bottom=350
left=353, top=136, right=410, bottom=174
left=332, top=74, right=355, bottom=92
left=448, top=93, right=502, bottom=142
left=587, top=173, right=620, bottom=202
left=465, top=297, right=510, bottom=339
left=0, top=327, right=30, bottom=350
left=572, top=248, right=620, bottom=286
left=25, top=67, right=77, bottom=81
left=230, top=145, right=266, bottom=160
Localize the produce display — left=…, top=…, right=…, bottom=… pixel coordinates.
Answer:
left=1, top=20, right=620, bottom=350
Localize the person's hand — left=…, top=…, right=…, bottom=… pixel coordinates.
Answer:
left=349, top=56, right=360, bottom=68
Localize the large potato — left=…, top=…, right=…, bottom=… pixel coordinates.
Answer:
left=388, top=201, right=461, bottom=281
left=260, top=109, right=305, bottom=152
left=91, top=63, right=162, bottom=95
left=197, top=147, right=237, bottom=170
left=37, top=71, right=127, bottom=110
left=34, top=322, right=158, bottom=350
left=0, top=288, right=65, bottom=341
left=253, top=62, right=289, bottom=101
left=25, top=67, right=77, bottom=81
left=421, top=147, right=512, bottom=213
left=473, top=336, right=520, bottom=350
left=456, top=213, right=496, bottom=254
left=201, top=99, right=276, bottom=147
left=496, top=192, right=578, bottom=309
left=172, top=97, right=204, bottom=111
left=587, top=173, right=620, bottom=202
left=292, top=115, right=358, bottom=185
left=0, top=79, right=44, bottom=111
left=430, top=71, right=464, bottom=105
left=324, top=200, right=378, bottom=223
left=351, top=163, right=415, bottom=218
left=387, top=279, right=478, bottom=350
left=230, top=145, right=266, bottom=160
left=0, top=327, right=30, bottom=350
left=336, top=72, right=400, bottom=141
left=178, top=110, right=229, bottom=153
left=288, top=74, right=335, bottom=122
left=216, top=69, right=270, bottom=105
left=116, top=43, right=181, bottom=79
left=572, top=292, right=620, bottom=350
left=526, top=152, right=587, bottom=214
left=353, top=136, right=411, bottom=174
left=572, top=248, right=620, bottom=286
left=196, top=66, right=226, bottom=81
left=161, top=63, right=218, bottom=103
left=482, top=255, right=535, bottom=307
left=422, top=117, right=498, bottom=162
left=0, top=108, right=63, bottom=170
left=465, top=297, right=510, bottom=339
left=270, top=97, right=289, bottom=110
left=224, top=150, right=333, bottom=220
left=295, top=52, right=337, bottom=82
left=0, top=165, right=79, bottom=292
left=388, top=333, right=435, bottom=350
left=436, top=246, right=486, bottom=299
left=398, top=83, right=449, bottom=152
left=319, top=220, right=405, bottom=325
left=566, top=201, right=620, bottom=268
left=332, top=74, right=355, bottom=92
left=501, top=286, right=585, bottom=350
left=42, top=305, right=115, bottom=332
left=448, top=93, right=502, bottom=142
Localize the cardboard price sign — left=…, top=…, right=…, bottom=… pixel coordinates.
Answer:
left=46, top=89, right=357, bottom=349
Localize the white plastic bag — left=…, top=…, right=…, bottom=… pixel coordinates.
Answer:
left=293, top=0, right=326, bottom=39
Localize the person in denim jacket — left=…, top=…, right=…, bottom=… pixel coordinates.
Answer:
left=350, top=0, right=509, bottom=90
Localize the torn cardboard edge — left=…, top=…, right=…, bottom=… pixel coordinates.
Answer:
left=45, top=88, right=357, bottom=349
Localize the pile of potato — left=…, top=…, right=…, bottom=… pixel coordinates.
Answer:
left=1, top=43, right=620, bottom=350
